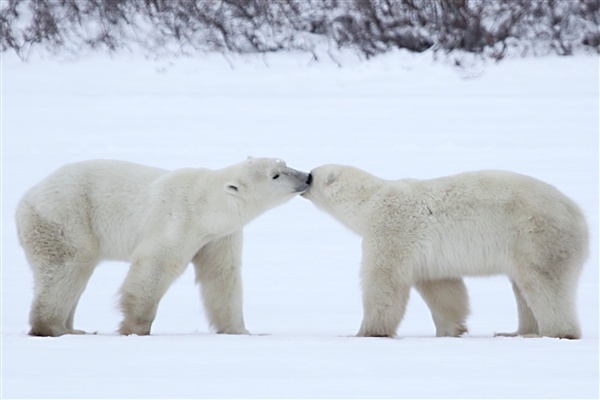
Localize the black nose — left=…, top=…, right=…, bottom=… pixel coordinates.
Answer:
left=306, top=173, right=312, bottom=185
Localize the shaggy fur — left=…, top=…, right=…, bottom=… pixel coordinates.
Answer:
left=17, top=158, right=310, bottom=336
left=302, top=165, right=588, bottom=339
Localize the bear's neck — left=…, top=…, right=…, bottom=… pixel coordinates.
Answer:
left=333, top=178, right=385, bottom=235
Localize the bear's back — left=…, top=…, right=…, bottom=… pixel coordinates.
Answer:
left=19, top=160, right=170, bottom=260
left=400, top=170, right=588, bottom=276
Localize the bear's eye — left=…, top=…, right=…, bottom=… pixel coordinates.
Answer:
left=272, top=174, right=280, bottom=180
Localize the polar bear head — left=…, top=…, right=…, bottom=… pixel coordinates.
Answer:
left=224, top=157, right=311, bottom=212
left=302, top=164, right=383, bottom=234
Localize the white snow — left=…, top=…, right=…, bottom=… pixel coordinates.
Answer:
left=1, top=49, right=598, bottom=399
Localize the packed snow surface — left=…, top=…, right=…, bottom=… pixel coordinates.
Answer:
left=2, top=50, right=598, bottom=399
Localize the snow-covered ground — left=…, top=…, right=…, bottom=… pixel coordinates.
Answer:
left=1, top=49, right=598, bottom=399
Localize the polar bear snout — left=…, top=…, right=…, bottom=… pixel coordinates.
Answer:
left=294, top=172, right=311, bottom=193
left=299, top=173, right=315, bottom=197
left=300, top=165, right=338, bottom=200
left=284, top=168, right=311, bottom=193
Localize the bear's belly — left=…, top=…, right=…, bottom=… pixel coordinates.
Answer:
left=96, top=230, right=143, bottom=261
left=91, top=215, right=146, bottom=262
left=412, top=236, right=514, bottom=280
left=414, top=256, right=509, bottom=280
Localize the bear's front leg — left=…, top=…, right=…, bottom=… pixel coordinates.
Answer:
left=357, top=237, right=412, bottom=338
left=193, top=232, right=249, bottom=334
left=414, top=278, right=470, bottom=337
left=119, top=251, right=189, bottom=335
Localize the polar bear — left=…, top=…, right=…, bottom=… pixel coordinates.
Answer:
left=16, top=158, right=311, bottom=337
left=302, top=165, right=588, bottom=339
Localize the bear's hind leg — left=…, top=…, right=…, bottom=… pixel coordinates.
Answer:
left=119, top=257, right=189, bottom=336
left=514, top=273, right=580, bottom=339
left=29, top=256, right=97, bottom=337
left=192, top=232, right=249, bottom=335
left=65, top=290, right=91, bottom=334
left=415, top=278, right=469, bottom=337
left=495, top=281, right=538, bottom=338
left=507, top=212, right=586, bottom=339
left=20, top=210, right=98, bottom=337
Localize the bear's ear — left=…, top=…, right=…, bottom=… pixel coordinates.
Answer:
left=225, top=182, right=240, bottom=194
left=326, top=170, right=338, bottom=185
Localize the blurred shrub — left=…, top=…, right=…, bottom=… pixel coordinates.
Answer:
left=1, top=0, right=598, bottom=60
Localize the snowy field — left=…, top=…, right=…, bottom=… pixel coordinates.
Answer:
left=1, top=49, right=598, bottom=399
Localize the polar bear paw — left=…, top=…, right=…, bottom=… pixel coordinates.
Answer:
left=436, top=323, right=468, bottom=337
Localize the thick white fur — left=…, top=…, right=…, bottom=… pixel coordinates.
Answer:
left=303, top=165, right=589, bottom=339
left=16, top=158, right=310, bottom=336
